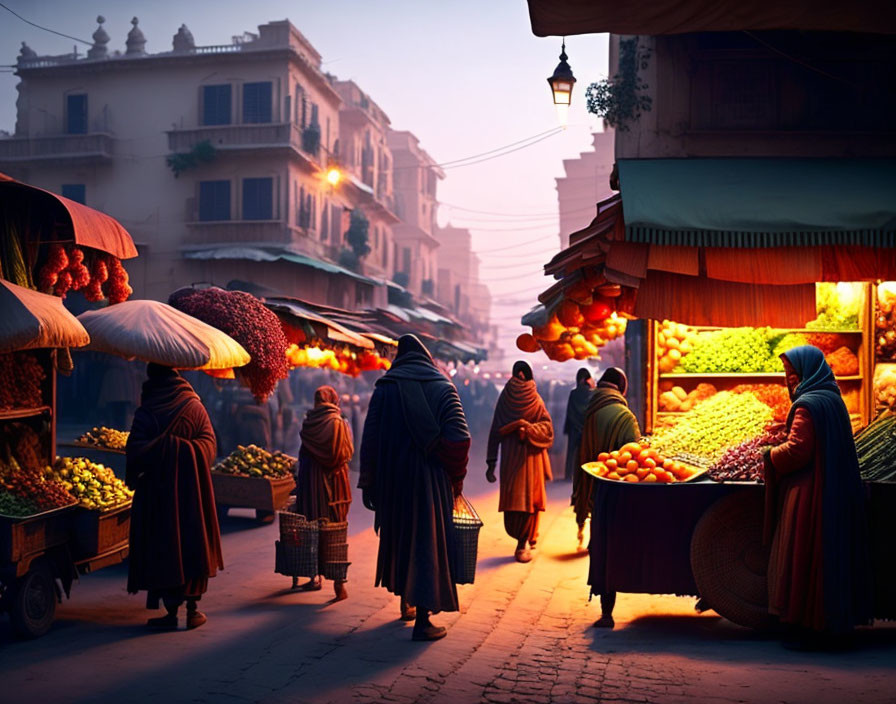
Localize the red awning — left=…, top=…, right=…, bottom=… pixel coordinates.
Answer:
left=0, top=173, right=137, bottom=259
left=526, top=0, right=896, bottom=37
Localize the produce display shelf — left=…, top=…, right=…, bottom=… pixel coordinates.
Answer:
left=659, top=373, right=862, bottom=380
left=690, top=327, right=862, bottom=335
left=0, top=405, right=52, bottom=421
left=60, top=441, right=126, bottom=455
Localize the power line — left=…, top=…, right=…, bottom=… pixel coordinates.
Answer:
left=436, top=127, right=564, bottom=168
left=474, top=233, right=559, bottom=253
left=0, top=2, right=92, bottom=45
left=441, top=130, right=564, bottom=171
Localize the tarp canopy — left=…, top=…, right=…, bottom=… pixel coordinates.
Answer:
left=526, top=0, right=896, bottom=36
left=0, top=173, right=138, bottom=259
left=264, top=297, right=375, bottom=350
left=183, top=246, right=378, bottom=285
left=78, top=299, right=250, bottom=370
left=0, top=278, right=90, bottom=352
left=618, top=158, right=896, bottom=248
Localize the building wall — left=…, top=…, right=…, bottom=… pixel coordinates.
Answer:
left=555, top=129, right=615, bottom=248
left=614, top=31, right=896, bottom=160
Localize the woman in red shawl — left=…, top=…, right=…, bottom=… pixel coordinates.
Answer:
left=764, top=345, right=873, bottom=648
left=486, top=361, right=554, bottom=563
left=360, top=335, right=470, bottom=641
left=295, top=385, right=354, bottom=600
left=126, top=364, right=224, bottom=630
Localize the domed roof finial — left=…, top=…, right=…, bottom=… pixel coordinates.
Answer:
left=172, top=24, right=195, bottom=53
left=87, top=15, right=110, bottom=59
left=126, top=16, right=146, bottom=56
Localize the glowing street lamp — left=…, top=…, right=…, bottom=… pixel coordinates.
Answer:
left=326, top=166, right=342, bottom=186
left=547, top=38, right=576, bottom=126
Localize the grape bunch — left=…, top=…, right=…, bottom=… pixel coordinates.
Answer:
left=708, top=425, right=788, bottom=483
left=170, top=287, right=289, bottom=402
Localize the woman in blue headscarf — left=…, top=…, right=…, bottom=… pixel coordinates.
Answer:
left=764, top=345, right=873, bottom=646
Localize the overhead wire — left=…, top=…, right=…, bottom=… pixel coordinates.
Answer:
left=0, top=2, right=93, bottom=45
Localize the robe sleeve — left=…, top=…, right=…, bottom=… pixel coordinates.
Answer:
left=769, top=407, right=815, bottom=476
left=621, top=410, right=641, bottom=446
left=322, top=418, right=354, bottom=471
left=564, top=391, right=574, bottom=435
left=358, top=386, right=383, bottom=490
left=486, top=404, right=502, bottom=464
left=524, top=406, right=554, bottom=449
left=188, top=398, right=217, bottom=468
left=433, top=383, right=470, bottom=488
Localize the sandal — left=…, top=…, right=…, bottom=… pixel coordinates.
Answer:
left=300, top=578, right=322, bottom=592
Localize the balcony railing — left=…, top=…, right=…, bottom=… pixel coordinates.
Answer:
left=0, top=133, right=115, bottom=163
left=167, top=123, right=321, bottom=164
left=184, top=220, right=294, bottom=245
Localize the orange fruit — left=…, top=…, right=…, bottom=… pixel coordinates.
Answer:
left=597, top=452, right=609, bottom=462
left=618, top=451, right=633, bottom=464
left=616, top=463, right=631, bottom=475
left=636, top=468, right=649, bottom=480
left=606, top=471, right=621, bottom=480
left=605, top=458, right=618, bottom=470
left=642, top=457, right=657, bottom=470
left=626, top=460, right=639, bottom=473
left=662, top=458, right=675, bottom=470
left=623, top=474, right=639, bottom=482
left=643, top=473, right=658, bottom=483
left=620, top=442, right=642, bottom=456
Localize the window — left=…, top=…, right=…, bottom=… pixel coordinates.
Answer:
left=61, top=184, right=85, bottom=204
left=243, top=177, right=273, bottom=220
left=66, top=94, right=87, bottom=134
left=321, top=200, right=329, bottom=241
left=242, top=82, right=272, bottom=124
left=202, top=84, right=231, bottom=126
left=198, top=180, right=231, bottom=221
left=402, top=247, right=411, bottom=274
left=295, top=84, right=305, bottom=125
left=310, top=103, right=319, bottom=126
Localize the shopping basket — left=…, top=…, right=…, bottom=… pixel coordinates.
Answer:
left=451, top=494, right=483, bottom=584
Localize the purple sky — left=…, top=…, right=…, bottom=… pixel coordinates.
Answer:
left=0, top=1, right=610, bottom=347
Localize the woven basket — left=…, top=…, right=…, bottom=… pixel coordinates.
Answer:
left=690, top=490, right=774, bottom=631
left=318, top=519, right=350, bottom=579
left=451, top=495, right=483, bottom=585
left=274, top=512, right=319, bottom=577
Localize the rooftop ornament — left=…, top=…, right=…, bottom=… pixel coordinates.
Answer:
left=172, top=24, right=195, bottom=53
left=126, top=17, right=146, bottom=56
left=87, top=16, right=109, bottom=59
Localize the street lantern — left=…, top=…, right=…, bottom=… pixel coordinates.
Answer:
left=547, top=38, right=576, bottom=126
left=326, top=166, right=342, bottom=186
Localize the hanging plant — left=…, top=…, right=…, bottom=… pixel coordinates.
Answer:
left=166, top=139, right=217, bottom=178
left=585, top=37, right=652, bottom=132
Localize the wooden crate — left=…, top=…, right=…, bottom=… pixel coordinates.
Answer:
left=72, top=503, right=131, bottom=561
left=211, top=473, right=295, bottom=512
left=0, top=504, right=75, bottom=564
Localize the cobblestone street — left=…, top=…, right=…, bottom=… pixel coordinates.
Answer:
left=1, top=464, right=894, bottom=704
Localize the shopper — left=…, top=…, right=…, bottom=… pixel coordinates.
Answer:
left=295, top=385, right=354, bottom=601
left=359, top=334, right=470, bottom=641
left=563, top=368, right=594, bottom=481
left=486, top=361, right=554, bottom=563
left=764, top=345, right=873, bottom=648
left=125, top=363, right=224, bottom=631
left=580, top=367, right=640, bottom=628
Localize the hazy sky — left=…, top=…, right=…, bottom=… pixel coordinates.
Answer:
left=0, top=0, right=610, bottom=347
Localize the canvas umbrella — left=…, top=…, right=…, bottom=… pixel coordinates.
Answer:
left=77, top=299, right=249, bottom=370
left=0, top=278, right=90, bottom=352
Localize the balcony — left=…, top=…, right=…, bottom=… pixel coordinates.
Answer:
left=167, top=123, right=321, bottom=168
left=184, top=220, right=296, bottom=246
left=0, top=133, right=115, bottom=165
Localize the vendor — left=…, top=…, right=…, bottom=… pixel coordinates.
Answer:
left=764, top=345, right=873, bottom=648
left=125, top=363, right=224, bottom=631
left=578, top=367, right=640, bottom=629
left=563, top=368, right=594, bottom=482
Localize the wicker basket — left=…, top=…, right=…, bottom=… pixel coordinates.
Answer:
left=274, top=512, right=319, bottom=578
left=690, top=490, right=774, bottom=631
left=451, top=495, right=483, bottom=585
left=318, top=519, right=350, bottom=580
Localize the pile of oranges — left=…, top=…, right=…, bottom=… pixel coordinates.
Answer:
left=285, top=343, right=391, bottom=377
left=582, top=441, right=701, bottom=483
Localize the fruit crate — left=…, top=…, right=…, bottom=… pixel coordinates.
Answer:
left=71, top=503, right=131, bottom=561
left=211, top=473, right=296, bottom=512
left=0, top=503, right=76, bottom=564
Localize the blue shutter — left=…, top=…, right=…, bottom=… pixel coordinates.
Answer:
left=199, top=181, right=231, bottom=221
left=202, top=85, right=232, bottom=126
left=67, top=94, right=87, bottom=134
left=242, top=82, right=272, bottom=124
left=243, top=178, right=273, bottom=220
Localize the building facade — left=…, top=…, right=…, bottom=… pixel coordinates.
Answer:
left=555, top=128, right=615, bottom=248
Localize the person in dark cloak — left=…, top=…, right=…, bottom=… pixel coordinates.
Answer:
left=295, top=385, right=354, bottom=600
left=563, top=368, right=594, bottom=481
left=764, top=345, right=873, bottom=648
left=359, top=334, right=471, bottom=641
left=580, top=367, right=640, bottom=628
left=486, top=361, right=554, bottom=563
left=125, top=364, right=224, bottom=630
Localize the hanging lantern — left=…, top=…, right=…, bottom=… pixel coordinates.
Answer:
left=547, top=38, right=576, bottom=126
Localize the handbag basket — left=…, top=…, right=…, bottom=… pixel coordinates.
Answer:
left=318, top=519, right=350, bottom=581
left=274, top=512, right=319, bottom=578
left=451, top=494, right=483, bottom=585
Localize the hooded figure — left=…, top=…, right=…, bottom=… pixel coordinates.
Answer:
left=295, top=385, right=354, bottom=600
left=563, top=368, right=594, bottom=481
left=486, top=361, right=554, bottom=563
left=764, top=345, right=873, bottom=644
left=359, top=335, right=471, bottom=641
left=580, top=367, right=640, bottom=629
left=126, top=364, right=224, bottom=631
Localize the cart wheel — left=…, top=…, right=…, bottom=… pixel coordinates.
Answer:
left=10, top=561, right=57, bottom=639
left=256, top=510, right=275, bottom=524
left=690, top=490, right=774, bottom=631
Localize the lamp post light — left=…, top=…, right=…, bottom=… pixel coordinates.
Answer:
left=326, top=165, right=342, bottom=187
left=547, top=38, right=576, bottom=126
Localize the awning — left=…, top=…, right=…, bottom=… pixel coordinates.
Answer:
left=183, top=246, right=379, bottom=286
left=0, top=173, right=138, bottom=259
left=526, top=0, right=896, bottom=36
left=0, top=278, right=90, bottom=352
left=264, top=297, right=374, bottom=349
left=618, top=158, right=896, bottom=248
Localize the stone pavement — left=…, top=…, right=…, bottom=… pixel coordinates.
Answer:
left=1, top=471, right=894, bottom=703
